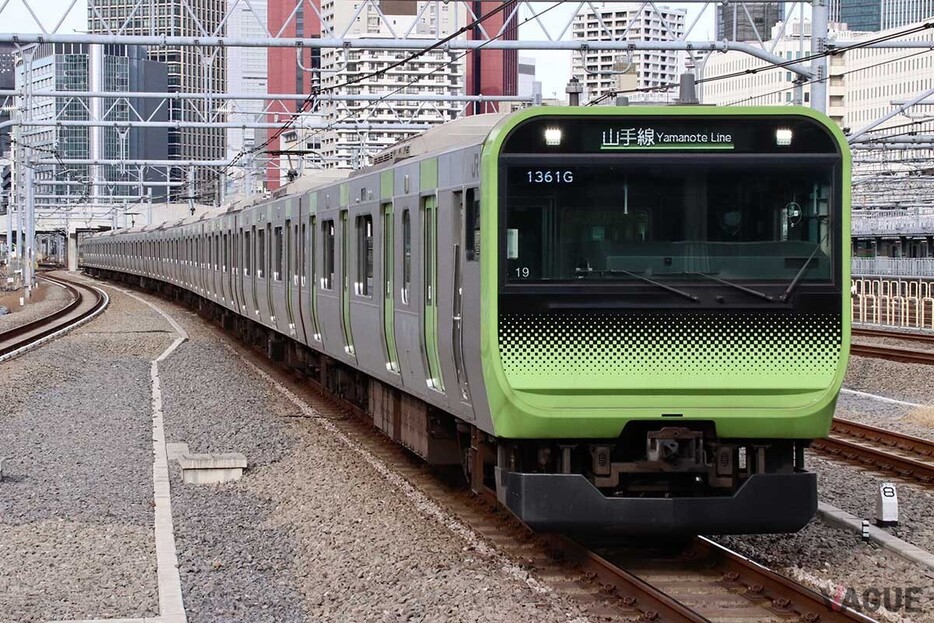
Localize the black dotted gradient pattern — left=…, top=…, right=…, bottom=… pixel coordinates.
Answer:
left=498, top=313, right=842, bottom=378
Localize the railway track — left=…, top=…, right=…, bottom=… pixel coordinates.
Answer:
left=551, top=535, right=874, bottom=622
left=80, top=272, right=875, bottom=623
left=813, top=417, right=934, bottom=485
left=0, top=273, right=107, bottom=359
left=852, top=326, right=934, bottom=345
left=850, top=326, right=934, bottom=364
left=211, top=306, right=874, bottom=623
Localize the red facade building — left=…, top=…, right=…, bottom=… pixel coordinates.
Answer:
left=266, top=0, right=321, bottom=189
left=465, top=0, right=518, bottom=112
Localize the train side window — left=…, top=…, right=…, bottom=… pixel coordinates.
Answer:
left=245, top=229, right=252, bottom=277
left=466, top=188, right=480, bottom=261
left=223, top=234, right=228, bottom=272
left=274, top=226, right=283, bottom=281
left=402, top=209, right=411, bottom=304
left=356, top=214, right=373, bottom=296
left=322, top=219, right=335, bottom=290
left=257, top=226, right=266, bottom=279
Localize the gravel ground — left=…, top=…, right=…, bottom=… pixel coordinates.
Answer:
left=716, top=350, right=934, bottom=623
left=0, top=278, right=71, bottom=332
left=809, top=451, right=934, bottom=555
left=836, top=390, right=934, bottom=443
left=154, top=304, right=591, bottom=623
left=717, top=521, right=934, bottom=623
left=0, top=279, right=173, bottom=622
left=846, top=347, right=934, bottom=407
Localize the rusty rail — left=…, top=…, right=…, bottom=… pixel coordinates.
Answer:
left=0, top=274, right=105, bottom=358
left=852, top=326, right=934, bottom=345
left=850, top=342, right=934, bottom=365
left=813, top=418, right=934, bottom=484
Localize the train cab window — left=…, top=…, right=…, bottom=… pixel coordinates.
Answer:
left=466, top=188, right=480, bottom=261
left=322, top=219, right=335, bottom=290
left=402, top=209, right=411, bottom=304
left=356, top=214, right=373, bottom=296
left=257, top=227, right=266, bottom=279
left=274, top=226, right=284, bottom=281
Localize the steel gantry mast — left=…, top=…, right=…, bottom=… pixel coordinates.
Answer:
left=1, top=0, right=934, bottom=280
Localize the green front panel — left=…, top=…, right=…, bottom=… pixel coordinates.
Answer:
left=420, top=159, right=438, bottom=192
left=381, top=171, right=394, bottom=200
left=340, top=210, right=354, bottom=354
left=383, top=203, right=401, bottom=373
left=309, top=214, right=321, bottom=340
left=478, top=106, right=851, bottom=440
left=423, top=195, right=444, bottom=391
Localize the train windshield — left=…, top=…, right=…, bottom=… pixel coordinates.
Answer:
left=503, top=163, right=834, bottom=284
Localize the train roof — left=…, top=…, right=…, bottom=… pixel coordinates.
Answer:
left=354, top=112, right=509, bottom=176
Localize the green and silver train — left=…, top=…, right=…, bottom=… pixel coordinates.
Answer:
left=81, top=106, right=850, bottom=535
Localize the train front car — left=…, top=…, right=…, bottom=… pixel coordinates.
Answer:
left=481, top=107, right=850, bottom=535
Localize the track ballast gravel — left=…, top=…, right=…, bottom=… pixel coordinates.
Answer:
left=0, top=280, right=171, bottom=622
left=156, top=301, right=590, bottom=623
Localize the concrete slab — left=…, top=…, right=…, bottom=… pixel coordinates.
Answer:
left=177, top=453, right=247, bottom=485
left=817, top=501, right=934, bottom=572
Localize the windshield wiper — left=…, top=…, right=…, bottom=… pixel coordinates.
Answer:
left=576, top=268, right=699, bottom=302
left=692, top=272, right=775, bottom=302
left=779, top=230, right=830, bottom=302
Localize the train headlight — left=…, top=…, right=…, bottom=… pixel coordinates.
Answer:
left=775, top=128, right=793, bottom=146
left=544, top=127, right=562, bottom=146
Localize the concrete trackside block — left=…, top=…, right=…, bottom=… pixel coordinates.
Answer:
left=177, top=453, right=247, bottom=484
left=818, top=501, right=934, bottom=572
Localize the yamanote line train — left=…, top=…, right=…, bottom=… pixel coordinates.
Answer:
left=81, top=106, right=851, bottom=535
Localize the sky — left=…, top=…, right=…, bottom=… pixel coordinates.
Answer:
left=1, top=0, right=716, bottom=99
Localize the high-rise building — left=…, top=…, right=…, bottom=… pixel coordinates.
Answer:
left=14, top=43, right=169, bottom=202
left=466, top=0, right=518, bottom=112
left=318, top=0, right=466, bottom=169
left=829, top=0, right=934, bottom=31
left=717, top=2, right=785, bottom=41
left=88, top=0, right=227, bottom=201
left=0, top=43, right=16, bottom=158
left=571, top=4, right=686, bottom=104
left=227, top=0, right=268, bottom=194
left=702, top=17, right=934, bottom=133
left=266, top=0, right=321, bottom=190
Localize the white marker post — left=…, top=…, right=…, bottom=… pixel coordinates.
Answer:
left=876, top=482, right=899, bottom=527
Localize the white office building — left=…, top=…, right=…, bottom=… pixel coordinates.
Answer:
left=319, top=0, right=467, bottom=168
left=702, top=18, right=934, bottom=135
left=226, top=0, right=268, bottom=183
left=571, top=4, right=686, bottom=104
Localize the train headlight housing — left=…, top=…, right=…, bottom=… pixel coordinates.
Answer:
left=544, top=127, right=562, bottom=146
left=775, top=128, right=793, bottom=146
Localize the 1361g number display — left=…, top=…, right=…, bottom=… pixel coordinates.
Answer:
left=526, top=170, right=574, bottom=184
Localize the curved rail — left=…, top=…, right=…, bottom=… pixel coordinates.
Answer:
left=556, top=536, right=875, bottom=623
left=0, top=274, right=106, bottom=359
left=853, top=326, right=934, bottom=344
left=850, top=342, right=934, bottom=365
left=813, top=418, right=934, bottom=485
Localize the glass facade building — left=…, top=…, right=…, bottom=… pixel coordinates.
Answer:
left=829, top=0, right=934, bottom=31
left=16, top=43, right=169, bottom=200
left=717, top=2, right=785, bottom=41
left=88, top=0, right=227, bottom=201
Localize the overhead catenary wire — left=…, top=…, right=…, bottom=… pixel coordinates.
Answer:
left=219, top=0, right=523, bottom=181
left=586, top=20, right=934, bottom=106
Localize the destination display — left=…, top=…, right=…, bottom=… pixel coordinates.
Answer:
left=500, top=115, right=840, bottom=155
